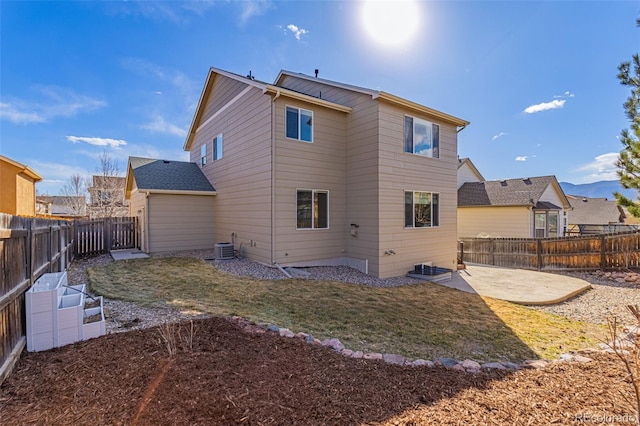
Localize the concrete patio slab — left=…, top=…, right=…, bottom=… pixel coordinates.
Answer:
left=437, top=264, right=592, bottom=305
left=110, top=249, right=149, bottom=261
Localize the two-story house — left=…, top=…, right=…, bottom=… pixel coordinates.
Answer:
left=88, top=176, right=128, bottom=218
left=126, top=67, right=468, bottom=278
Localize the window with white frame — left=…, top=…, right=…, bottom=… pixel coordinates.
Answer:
left=296, top=189, right=328, bottom=229
left=200, top=144, right=207, bottom=166
left=405, top=191, right=439, bottom=228
left=286, top=106, right=313, bottom=142
left=404, top=116, right=440, bottom=158
left=213, top=134, right=223, bottom=160
left=534, top=211, right=560, bottom=238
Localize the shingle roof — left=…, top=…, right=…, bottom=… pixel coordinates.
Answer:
left=458, top=176, right=555, bottom=207
left=129, top=157, right=215, bottom=192
left=566, top=195, right=623, bottom=225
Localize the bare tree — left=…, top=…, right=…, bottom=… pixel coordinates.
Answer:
left=59, top=174, right=88, bottom=216
left=88, top=150, right=127, bottom=218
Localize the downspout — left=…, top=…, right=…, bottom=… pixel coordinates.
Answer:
left=456, top=124, right=468, bottom=133
left=270, top=91, right=280, bottom=265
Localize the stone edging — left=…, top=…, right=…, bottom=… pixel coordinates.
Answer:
left=228, top=316, right=602, bottom=373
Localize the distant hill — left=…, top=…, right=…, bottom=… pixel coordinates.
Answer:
left=559, top=180, right=639, bottom=200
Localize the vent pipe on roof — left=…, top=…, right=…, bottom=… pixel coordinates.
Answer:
left=314, top=69, right=319, bottom=78
left=247, top=70, right=254, bottom=80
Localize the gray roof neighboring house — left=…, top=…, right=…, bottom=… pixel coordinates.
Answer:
left=127, top=157, right=216, bottom=194
left=458, top=176, right=561, bottom=207
left=566, top=195, right=624, bottom=225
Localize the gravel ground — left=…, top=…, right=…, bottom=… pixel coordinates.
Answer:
left=67, top=250, right=640, bottom=333
left=531, top=271, right=640, bottom=325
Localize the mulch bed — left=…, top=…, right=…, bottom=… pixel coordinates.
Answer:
left=0, top=317, right=633, bottom=425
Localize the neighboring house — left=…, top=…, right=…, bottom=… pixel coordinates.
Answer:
left=458, top=175, right=571, bottom=238
left=565, top=195, right=636, bottom=235
left=0, top=154, right=42, bottom=216
left=87, top=176, right=128, bottom=218
left=457, top=157, right=484, bottom=189
left=36, top=196, right=87, bottom=217
left=126, top=67, right=469, bottom=278
left=125, top=157, right=216, bottom=253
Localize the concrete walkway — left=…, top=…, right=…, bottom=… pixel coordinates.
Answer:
left=437, top=264, right=592, bottom=305
left=110, top=249, right=149, bottom=261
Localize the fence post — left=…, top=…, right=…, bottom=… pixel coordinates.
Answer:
left=601, top=234, right=606, bottom=270
left=537, top=239, right=542, bottom=271
left=47, top=225, right=53, bottom=273
left=105, top=218, right=112, bottom=253
left=26, top=219, right=34, bottom=286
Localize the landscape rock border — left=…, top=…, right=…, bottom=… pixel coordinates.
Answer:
left=228, top=316, right=599, bottom=373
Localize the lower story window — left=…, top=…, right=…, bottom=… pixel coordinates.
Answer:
left=405, top=191, right=439, bottom=228
left=534, top=211, right=559, bottom=238
left=297, top=190, right=328, bottom=229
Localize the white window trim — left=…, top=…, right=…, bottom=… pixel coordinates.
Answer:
left=404, top=115, right=440, bottom=159
left=286, top=105, right=314, bottom=143
left=213, top=133, right=223, bottom=161
left=404, top=190, right=440, bottom=229
left=296, top=188, right=329, bottom=230
left=200, top=144, right=207, bottom=167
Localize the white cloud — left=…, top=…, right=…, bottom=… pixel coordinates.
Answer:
left=0, top=102, right=45, bottom=124
left=240, top=0, right=271, bottom=24
left=286, top=24, right=309, bottom=40
left=524, top=99, right=567, bottom=114
left=575, top=152, right=619, bottom=182
left=492, top=132, right=507, bottom=141
left=553, top=91, right=575, bottom=99
left=515, top=156, right=527, bottom=161
left=0, top=86, right=106, bottom=124
left=140, top=116, right=188, bottom=138
left=67, top=136, right=128, bottom=148
left=523, top=99, right=566, bottom=114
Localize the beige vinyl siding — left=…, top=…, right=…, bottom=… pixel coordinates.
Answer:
left=457, top=162, right=483, bottom=189
left=190, top=76, right=273, bottom=264
left=540, top=184, right=566, bottom=208
left=273, top=97, right=348, bottom=265
left=458, top=206, right=531, bottom=238
left=344, top=95, right=382, bottom=275
left=201, top=75, right=251, bottom=124
left=128, top=188, right=147, bottom=251
left=376, top=102, right=459, bottom=278
left=147, top=194, right=214, bottom=252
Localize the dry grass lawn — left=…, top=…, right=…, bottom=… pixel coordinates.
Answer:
left=89, top=257, right=604, bottom=362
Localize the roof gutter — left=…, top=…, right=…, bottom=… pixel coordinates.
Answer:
left=137, top=189, right=217, bottom=196
left=264, top=85, right=352, bottom=113
left=372, top=91, right=469, bottom=127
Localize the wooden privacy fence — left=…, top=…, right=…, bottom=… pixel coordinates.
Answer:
left=74, top=217, right=139, bottom=257
left=458, top=231, right=640, bottom=271
left=0, top=214, right=74, bottom=385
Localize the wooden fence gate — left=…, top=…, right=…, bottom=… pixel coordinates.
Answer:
left=74, top=217, right=139, bottom=257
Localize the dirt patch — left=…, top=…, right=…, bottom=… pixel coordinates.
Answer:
left=0, top=317, right=633, bottom=425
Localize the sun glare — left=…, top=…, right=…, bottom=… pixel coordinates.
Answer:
left=361, top=0, right=420, bottom=48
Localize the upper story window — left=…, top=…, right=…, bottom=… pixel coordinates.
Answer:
left=201, top=144, right=207, bottom=167
left=404, top=116, right=440, bottom=158
left=297, top=189, right=328, bottom=229
left=286, top=106, right=313, bottom=142
left=405, top=191, right=439, bottom=228
left=213, top=134, right=223, bottom=160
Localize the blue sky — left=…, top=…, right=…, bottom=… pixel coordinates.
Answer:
left=1, top=0, right=639, bottom=195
